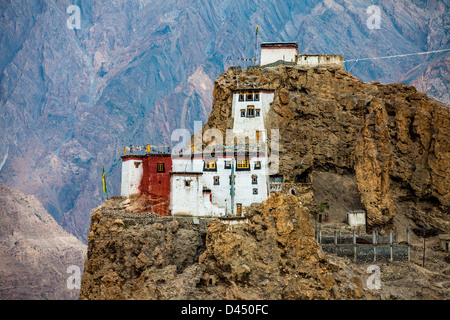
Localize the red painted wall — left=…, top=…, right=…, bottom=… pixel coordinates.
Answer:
left=139, top=155, right=172, bottom=216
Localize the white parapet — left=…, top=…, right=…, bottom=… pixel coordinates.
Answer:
left=296, top=54, right=344, bottom=68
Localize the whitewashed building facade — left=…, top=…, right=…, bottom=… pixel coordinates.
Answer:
left=169, top=89, right=275, bottom=217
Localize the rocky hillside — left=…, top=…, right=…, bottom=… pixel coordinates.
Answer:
left=203, top=64, right=449, bottom=233
left=80, top=193, right=449, bottom=300
left=0, top=184, right=86, bottom=299
left=0, top=0, right=448, bottom=242
left=80, top=194, right=367, bottom=299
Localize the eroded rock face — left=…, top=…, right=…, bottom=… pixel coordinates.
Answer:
left=199, top=193, right=365, bottom=300
left=204, top=65, right=450, bottom=232
left=80, top=194, right=366, bottom=300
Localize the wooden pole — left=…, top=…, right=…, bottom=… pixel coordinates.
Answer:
left=422, top=231, right=426, bottom=268
left=406, top=228, right=410, bottom=261
left=334, top=231, right=338, bottom=254
left=389, top=230, right=393, bottom=262
left=373, top=230, right=377, bottom=262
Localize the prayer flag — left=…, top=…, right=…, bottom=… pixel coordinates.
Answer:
left=102, top=166, right=108, bottom=198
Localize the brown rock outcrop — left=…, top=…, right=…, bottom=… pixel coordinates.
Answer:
left=203, top=65, right=450, bottom=232
left=199, top=193, right=364, bottom=299
left=80, top=194, right=366, bottom=300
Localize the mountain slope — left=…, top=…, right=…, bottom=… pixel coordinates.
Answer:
left=0, top=0, right=448, bottom=241
left=0, top=184, right=86, bottom=299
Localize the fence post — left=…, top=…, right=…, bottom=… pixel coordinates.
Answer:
left=373, top=230, right=377, bottom=262
left=334, top=231, right=338, bottom=254
left=389, top=230, right=393, bottom=262
left=353, top=230, right=356, bottom=263
left=406, top=228, right=410, bottom=261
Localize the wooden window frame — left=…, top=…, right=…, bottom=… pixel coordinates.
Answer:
left=254, top=161, right=261, bottom=169
left=237, top=203, right=242, bottom=214
left=254, top=92, right=260, bottom=101
left=224, top=161, right=231, bottom=169
left=239, top=92, right=244, bottom=102
left=252, top=174, right=258, bottom=184
left=240, top=109, right=246, bottom=117
left=255, top=109, right=261, bottom=117
left=237, top=159, right=249, bottom=169
left=204, top=160, right=217, bottom=171
left=157, top=162, right=165, bottom=173
left=214, top=176, right=220, bottom=185
left=246, top=92, right=253, bottom=101
left=247, top=105, right=255, bottom=118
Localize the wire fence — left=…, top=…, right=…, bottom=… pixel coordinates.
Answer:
left=315, top=229, right=410, bottom=263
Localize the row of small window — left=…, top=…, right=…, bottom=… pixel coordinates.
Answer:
left=204, top=160, right=261, bottom=170
left=239, top=92, right=260, bottom=102
left=212, top=174, right=259, bottom=185
left=240, top=105, right=260, bottom=118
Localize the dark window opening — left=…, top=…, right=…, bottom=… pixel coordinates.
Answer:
left=214, top=176, right=220, bottom=185
left=247, top=106, right=255, bottom=117
left=253, top=188, right=258, bottom=195
left=240, top=109, right=246, bottom=117
left=157, top=162, right=165, bottom=173
left=252, top=175, right=258, bottom=184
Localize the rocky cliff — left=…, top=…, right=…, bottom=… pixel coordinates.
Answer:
left=80, top=193, right=450, bottom=300
left=203, top=64, right=449, bottom=233
left=0, top=184, right=86, bottom=299
left=80, top=193, right=369, bottom=299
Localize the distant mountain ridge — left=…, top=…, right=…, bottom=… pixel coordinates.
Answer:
left=0, top=0, right=448, bottom=241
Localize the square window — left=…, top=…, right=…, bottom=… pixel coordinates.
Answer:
left=237, top=159, right=249, bottom=169
left=185, top=180, right=191, bottom=187
left=246, top=92, right=253, bottom=101
left=240, top=109, right=246, bottom=117
left=224, top=161, right=231, bottom=169
left=214, top=176, right=220, bottom=185
left=157, top=163, right=165, bottom=172
left=253, top=188, right=258, bottom=195
left=255, top=109, right=261, bottom=117
left=254, top=161, right=261, bottom=169
left=204, top=160, right=216, bottom=170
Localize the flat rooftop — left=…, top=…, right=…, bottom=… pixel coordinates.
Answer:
left=261, top=42, right=298, bottom=48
